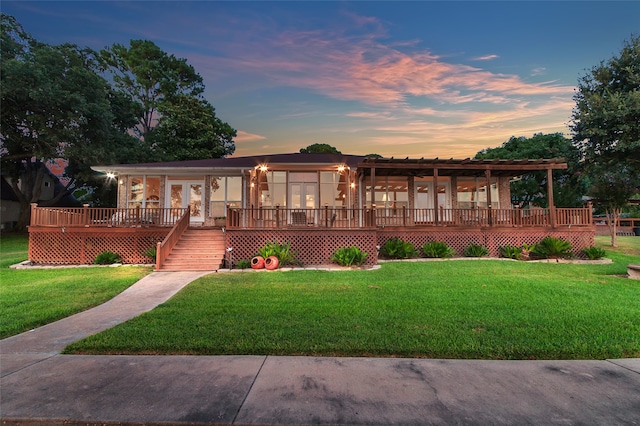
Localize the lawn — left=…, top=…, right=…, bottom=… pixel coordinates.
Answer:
left=0, top=232, right=151, bottom=339
left=64, top=236, right=640, bottom=360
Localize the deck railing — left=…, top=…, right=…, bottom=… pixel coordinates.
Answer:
left=156, top=207, right=190, bottom=270
left=226, top=206, right=593, bottom=229
left=30, top=204, right=187, bottom=228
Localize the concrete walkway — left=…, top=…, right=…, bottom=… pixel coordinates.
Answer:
left=1, top=271, right=639, bottom=425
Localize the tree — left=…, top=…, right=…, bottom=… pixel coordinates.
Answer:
left=146, top=95, right=236, bottom=161
left=1, top=14, right=125, bottom=229
left=588, top=164, right=638, bottom=247
left=475, top=133, right=587, bottom=208
left=299, top=143, right=342, bottom=154
left=570, top=35, right=640, bottom=246
left=100, top=40, right=235, bottom=160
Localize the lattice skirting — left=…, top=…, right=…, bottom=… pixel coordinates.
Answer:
left=28, top=227, right=169, bottom=265
left=28, top=226, right=595, bottom=266
left=377, top=227, right=595, bottom=258
left=226, top=229, right=379, bottom=266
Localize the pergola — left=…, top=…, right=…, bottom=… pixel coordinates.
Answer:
left=358, top=157, right=568, bottom=226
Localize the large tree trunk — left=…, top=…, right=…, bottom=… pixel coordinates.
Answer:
left=606, top=208, right=620, bottom=248
left=16, top=201, right=33, bottom=231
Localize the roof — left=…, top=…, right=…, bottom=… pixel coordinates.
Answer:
left=1, top=177, right=20, bottom=202
left=92, top=153, right=568, bottom=178
left=93, top=153, right=368, bottom=174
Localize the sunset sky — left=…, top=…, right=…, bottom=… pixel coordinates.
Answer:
left=4, top=1, right=639, bottom=158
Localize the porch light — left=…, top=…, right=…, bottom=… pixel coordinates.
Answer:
left=106, top=172, right=116, bottom=180
left=350, top=182, right=355, bottom=189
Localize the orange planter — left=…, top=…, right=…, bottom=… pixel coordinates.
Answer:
left=251, top=256, right=265, bottom=269
left=265, top=255, right=279, bottom=270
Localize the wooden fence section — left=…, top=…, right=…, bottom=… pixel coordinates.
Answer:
left=227, top=206, right=593, bottom=229
left=30, top=204, right=186, bottom=228
left=28, top=227, right=169, bottom=265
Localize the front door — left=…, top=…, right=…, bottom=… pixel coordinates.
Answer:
left=168, top=181, right=204, bottom=223
left=290, top=182, right=317, bottom=224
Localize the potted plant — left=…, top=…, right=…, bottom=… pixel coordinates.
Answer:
left=214, top=216, right=226, bottom=227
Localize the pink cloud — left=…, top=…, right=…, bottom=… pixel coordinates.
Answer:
left=234, top=130, right=266, bottom=143
left=203, top=19, right=573, bottom=109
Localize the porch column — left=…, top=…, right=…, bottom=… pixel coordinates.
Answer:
left=370, top=167, right=376, bottom=227
left=547, top=168, right=557, bottom=228
left=485, top=169, right=493, bottom=226
left=433, top=168, right=439, bottom=225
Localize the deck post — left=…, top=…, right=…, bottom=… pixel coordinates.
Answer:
left=547, top=168, right=556, bottom=228
left=324, top=205, right=329, bottom=227
left=30, top=203, right=38, bottom=226
left=433, top=168, right=439, bottom=225
left=275, top=204, right=280, bottom=228
left=370, top=166, right=375, bottom=211
left=485, top=170, right=493, bottom=226
left=83, top=204, right=90, bottom=227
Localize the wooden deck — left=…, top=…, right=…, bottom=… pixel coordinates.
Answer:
left=27, top=205, right=596, bottom=267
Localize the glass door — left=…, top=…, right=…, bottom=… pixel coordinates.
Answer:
left=415, top=182, right=434, bottom=222
left=167, top=181, right=204, bottom=223
left=289, top=182, right=317, bottom=224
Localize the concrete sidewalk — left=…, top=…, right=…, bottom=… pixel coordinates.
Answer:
left=1, top=271, right=639, bottom=425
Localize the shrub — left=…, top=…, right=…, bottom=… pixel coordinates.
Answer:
left=380, top=237, right=418, bottom=259
left=235, top=259, right=251, bottom=269
left=422, top=241, right=455, bottom=258
left=143, top=246, right=157, bottom=260
left=94, top=251, right=122, bottom=265
left=331, top=246, right=368, bottom=267
left=257, top=241, right=300, bottom=266
left=500, top=245, right=522, bottom=260
left=582, top=246, right=606, bottom=260
left=532, top=236, right=572, bottom=259
left=463, top=243, right=489, bottom=257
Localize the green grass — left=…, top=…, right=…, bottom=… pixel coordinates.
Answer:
left=0, top=232, right=151, bottom=339
left=65, top=236, right=640, bottom=360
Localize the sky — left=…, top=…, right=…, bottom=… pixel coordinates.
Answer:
left=4, top=1, right=639, bottom=159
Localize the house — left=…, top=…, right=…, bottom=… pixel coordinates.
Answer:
left=1, top=162, right=78, bottom=231
left=27, top=153, right=595, bottom=269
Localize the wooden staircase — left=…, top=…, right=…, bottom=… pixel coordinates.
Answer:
left=158, top=228, right=226, bottom=271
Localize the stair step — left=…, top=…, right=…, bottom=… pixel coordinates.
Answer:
left=158, top=229, right=226, bottom=271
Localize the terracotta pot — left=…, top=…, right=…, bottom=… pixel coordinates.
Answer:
left=265, top=255, right=280, bottom=270
left=251, top=256, right=265, bottom=269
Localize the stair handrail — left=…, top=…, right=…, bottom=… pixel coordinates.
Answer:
left=156, top=208, right=190, bottom=270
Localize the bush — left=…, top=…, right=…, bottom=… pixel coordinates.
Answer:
left=582, top=246, right=606, bottom=260
left=143, top=246, right=156, bottom=260
left=257, top=241, right=300, bottom=266
left=380, top=237, right=418, bottom=259
left=331, top=246, right=368, bottom=267
left=235, top=259, right=251, bottom=269
left=463, top=243, right=489, bottom=257
left=94, top=251, right=122, bottom=265
left=532, top=236, right=572, bottom=259
left=422, top=241, right=455, bottom=258
left=500, top=245, right=522, bottom=260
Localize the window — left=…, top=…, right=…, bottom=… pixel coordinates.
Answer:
left=320, top=171, right=347, bottom=208
left=365, top=177, right=408, bottom=210
left=457, top=177, right=499, bottom=209
left=210, top=176, right=242, bottom=217
left=128, top=176, right=160, bottom=209
left=259, top=171, right=286, bottom=207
